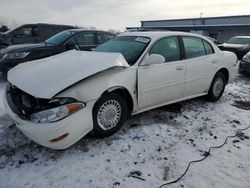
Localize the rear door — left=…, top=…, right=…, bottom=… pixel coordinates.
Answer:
left=181, top=36, right=218, bottom=97
left=138, top=36, right=186, bottom=110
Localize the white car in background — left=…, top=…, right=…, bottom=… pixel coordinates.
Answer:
left=4, top=31, right=238, bottom=149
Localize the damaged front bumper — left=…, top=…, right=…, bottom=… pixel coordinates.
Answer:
left=3, top=85, right=95, bottom=150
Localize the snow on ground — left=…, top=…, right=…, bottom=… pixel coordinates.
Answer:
left=0, top=75, right=249, bottom=188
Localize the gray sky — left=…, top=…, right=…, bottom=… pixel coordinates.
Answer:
left=0, top=0, right=250, bottom=30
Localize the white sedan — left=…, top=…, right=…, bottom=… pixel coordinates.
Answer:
left=3, top=31, right=237, bottom=149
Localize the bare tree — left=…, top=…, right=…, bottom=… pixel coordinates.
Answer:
left=89, top=26, right=97, bottom=30
left=108, top=28, right=121, bottom=34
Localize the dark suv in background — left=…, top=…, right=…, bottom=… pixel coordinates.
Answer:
left=0, top=23, right=77, bottom=48
left=0, top=29, right=115, bottom=74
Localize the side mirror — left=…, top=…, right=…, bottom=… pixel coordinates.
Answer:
left=141, top=54, right=165, bottom=66
left=66, top=42, right=78, bottom=50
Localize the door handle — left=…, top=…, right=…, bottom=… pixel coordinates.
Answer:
left=176, top=65, right=184, bottom=71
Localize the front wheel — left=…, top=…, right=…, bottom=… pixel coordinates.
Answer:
left=93, top=93, right=128, bottom=137
left=206, top=72, right=226, bottom=102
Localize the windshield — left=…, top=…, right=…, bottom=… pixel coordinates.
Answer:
left=46, top=31, right=73, bottom=45
left=228, top=37, right=250, bottom=45
left=94, top=36, right=151, bottom=65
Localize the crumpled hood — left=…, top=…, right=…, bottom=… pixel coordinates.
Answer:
left=8, top=50, right=129, bottom=99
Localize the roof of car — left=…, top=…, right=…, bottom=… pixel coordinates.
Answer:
left=120, top=31, right=207, bottom=40
left=65, top=29, right=115, bottom=34
left=21, top=23, right=77, bottom=28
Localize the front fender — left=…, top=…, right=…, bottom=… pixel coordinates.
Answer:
left=56, top=67, right=137, bottom=109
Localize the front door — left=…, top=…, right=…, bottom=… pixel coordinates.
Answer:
left=138, top=36, right=186, bottom=110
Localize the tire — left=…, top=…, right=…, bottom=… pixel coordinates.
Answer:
left=93, top=93, right=128, bottom=137
left=206, top=72, right=226, bottom=102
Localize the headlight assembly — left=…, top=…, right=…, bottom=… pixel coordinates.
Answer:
left=3, top=52, right=30, bottom=59
left=30, top=102, right=85, bottom=123
left=242, top=55, right=250, bottom=63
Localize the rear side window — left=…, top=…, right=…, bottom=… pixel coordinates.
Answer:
left=74, top=32, right=95, bottom=45
left=183, top=37, right=206, bottom=59
left=149, top=36, right=180, bottom=62
left=203, top=40, right=214, bottom=55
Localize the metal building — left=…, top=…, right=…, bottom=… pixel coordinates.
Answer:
left=128, top=15, right=250, bottom=43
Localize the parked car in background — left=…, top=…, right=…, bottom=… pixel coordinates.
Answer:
left=3, top=31, right=238, bottom=149
left=217, top=36, right=250, bottom=60
left=239, top=52, right=250, bottom=75
left=0, top=29, right=115, bottom=74
left=0, top=23, right=78, bottom=49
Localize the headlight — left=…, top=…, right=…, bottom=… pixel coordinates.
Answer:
left=30, top=102, right=85, bottom=123
left=3, top=52, right=30, bottom=59
left=242, top=55, right=250, bottom=63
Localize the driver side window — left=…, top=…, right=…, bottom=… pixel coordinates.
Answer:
left=15, top=27, right=36, bottom=38
left=149, top=36, right=180, bottom=63
left=74, top=32, right=95, bottom=46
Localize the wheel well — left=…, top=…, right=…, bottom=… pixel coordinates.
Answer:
left=101, top=87, right=134, bottom=115
left=217, top=68, right=229, bottom=83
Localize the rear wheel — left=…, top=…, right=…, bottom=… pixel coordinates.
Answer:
left=93, top=93, right=128, bottom=137
left=206, top=72, right=226, bottom=102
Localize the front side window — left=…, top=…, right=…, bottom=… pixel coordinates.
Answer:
left=74, top=33, right=95, bottom=46
left=183, top=37, right=206, bottom=59
left=97, top=33, right=115, bottom=44
left=15, top=27, right=34, bottom=37
left=95, top=36, right=150, bottom=65
left=149, top=36, right=180, bottom=62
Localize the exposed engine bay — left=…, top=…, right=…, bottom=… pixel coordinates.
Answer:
left=6, top=84, right=77, bottom=120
